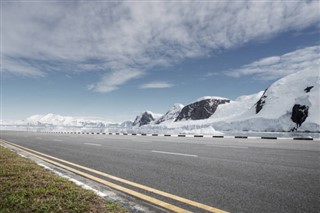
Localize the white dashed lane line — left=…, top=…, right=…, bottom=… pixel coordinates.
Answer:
left=83, top=143, right=102, bottom=146
left=151, top=150, right=198, bottom=157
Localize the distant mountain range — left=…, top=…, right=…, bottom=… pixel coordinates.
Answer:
left=132, top=69, right=319, bottom=132
left=2, top=69, right=319, bottom=132
left=2, top=114, right=112, bottom=128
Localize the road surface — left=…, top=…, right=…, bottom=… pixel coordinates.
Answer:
left=1, top=131, right=319, bottom=213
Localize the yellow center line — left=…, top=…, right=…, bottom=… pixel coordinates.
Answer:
left=1, top=140, right=190, bottom=213
left=1, top=140, right=229, bottom=213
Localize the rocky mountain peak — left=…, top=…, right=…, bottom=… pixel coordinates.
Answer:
left=175, top=98, right=230, bottom=121
left=132, top=111, right=156, bottom=127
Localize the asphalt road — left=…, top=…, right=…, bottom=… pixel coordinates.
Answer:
left=1, top=131, right=319, bottom=213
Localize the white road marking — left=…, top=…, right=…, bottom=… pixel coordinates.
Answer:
left=206, top=144, right=248, bottom=149
left=84, top=143, right=102, bottom=146
left=53, top=139, right=63, bottom=142
left=151, top=150, right=198, bottom=157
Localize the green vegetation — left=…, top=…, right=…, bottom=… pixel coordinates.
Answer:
left=0, top=146, right=128, bottom=213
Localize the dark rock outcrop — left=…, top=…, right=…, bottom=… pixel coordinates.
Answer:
left=291, top=104, right=309, bottom=128
left=255, top=89, right=268, bottom=114
left=175, top=98, right=230, bottom=121
left=133, top=112, right=155, bottom=127
left=304, top=86, right=314, bottom=93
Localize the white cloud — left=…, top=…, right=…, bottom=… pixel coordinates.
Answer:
left=89, top=69, right=143, bottom=93
left=2, top=57, right=45, bottom=78
left=140, top=81, right=174, bottom=89
left=2, top=1, right=320, bottom=92
left=226, top=45, right=320, bottom=80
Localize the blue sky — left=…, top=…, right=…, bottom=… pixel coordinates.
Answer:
left=1, top=1, right=320, bottom=122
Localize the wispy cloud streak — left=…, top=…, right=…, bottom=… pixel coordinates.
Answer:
left=226, top=45, right=320, bottom=80
left=140, top=81, right=174, bottom=89
left=2, top=1, right=320, bottom=91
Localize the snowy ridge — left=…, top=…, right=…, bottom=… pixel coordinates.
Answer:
left=145, top=111, right=163, bottom=120
left=212, top=69, right=319, bottom=132
left=195, top=96, right=229, bottom=102
left=155, top=103, right=184, bottom=124
left=25, top=113, right=112, bottom=127
left=141, top=69, right=319, bottom=133
left=1, top=70, right=319, bottom=134
left=232, top=70, right=320, bottom=131
left=209, top=92, right=264, bottom=121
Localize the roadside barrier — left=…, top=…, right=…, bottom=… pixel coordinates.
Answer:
left=43, top=131, right=317, bottom=140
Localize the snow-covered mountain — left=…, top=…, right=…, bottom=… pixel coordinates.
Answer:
left=155, top=104, right=184, bottom=124
left=152, top=91, right=263, bottom=132
left=209, top=92, right=264, bottom=121
left=212, top=69, right=319, bottom=132
left=2, top=70, right=318, bottom=134
left=144, top=69, right=319, bottom=133
left=25, top=113, right=112, bottom=128
left=119, top=121, right=133, bottom=128
left=132, top=111, right=162, bottom=127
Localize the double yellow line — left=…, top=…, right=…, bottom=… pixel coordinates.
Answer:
left=1, top=140, right=228, bottom=213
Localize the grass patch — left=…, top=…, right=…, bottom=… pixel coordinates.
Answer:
left=0, top=146, right=128, bottom=213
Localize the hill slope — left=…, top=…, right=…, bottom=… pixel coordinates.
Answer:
left=212, top=69, right=319, bottom=132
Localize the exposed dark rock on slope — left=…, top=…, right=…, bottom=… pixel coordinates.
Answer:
left=255, top=89, right=267, bottom=114
left=132, top=112, right=155, bottom=127
left=175, top=98, right=230, bottom=121
left=291, top=104, right=309, bottom=128
left=304, top=86, right=314, bottom=93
